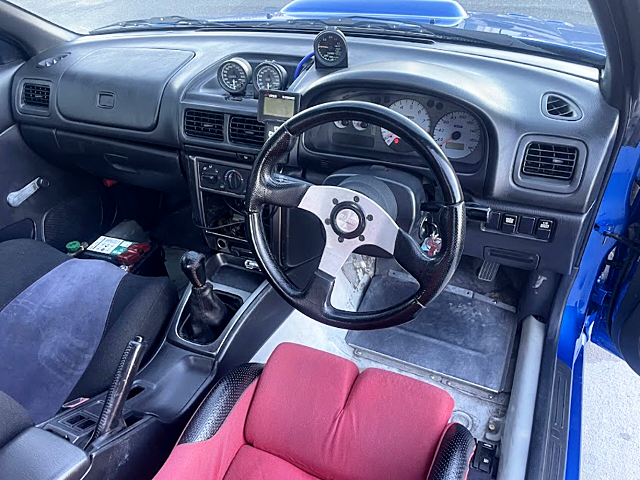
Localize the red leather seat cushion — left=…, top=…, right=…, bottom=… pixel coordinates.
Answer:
left=155, top=342, right=454, bottom=480
left=245, top=343, right=454, bottom=480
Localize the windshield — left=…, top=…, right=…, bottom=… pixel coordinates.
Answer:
left=7, top=0, right=602, bottom=58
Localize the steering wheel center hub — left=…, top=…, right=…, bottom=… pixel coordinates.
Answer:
left=330, top=202, right=365, bottom=238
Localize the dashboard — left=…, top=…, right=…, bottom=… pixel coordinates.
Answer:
left=8, top=29, right=620, bottom=274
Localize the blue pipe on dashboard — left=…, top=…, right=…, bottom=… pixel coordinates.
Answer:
left=294, top=53, right=315, bottom=80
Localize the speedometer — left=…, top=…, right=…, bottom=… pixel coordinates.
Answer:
left=380, top=99, right=431, bottom=151
left=218, top=58, right=252, bottom=95
left=433, top=111, right=481, bottom=159
left=253, top=61, right=288, bottom=91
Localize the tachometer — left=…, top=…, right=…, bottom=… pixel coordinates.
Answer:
left=380, top=99, right=431, bottom=150
left=433, top=111, right=481, bottom=159
left=218, top=58, right=252, bottom=95
left=253, top=61, right=288, bottom=91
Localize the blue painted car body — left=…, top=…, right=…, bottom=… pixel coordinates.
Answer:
left=279, top=0, right=605, bottom=56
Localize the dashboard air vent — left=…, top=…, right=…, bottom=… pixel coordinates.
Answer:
left=521, top=142, right=578, bottom=181
left=22, top=83, right=50, bottom=108
left=229, top=116, right=265, bottom=147
left=543, top=93, right=582, bottom=121
left=184, top=109, right=224, bottom=141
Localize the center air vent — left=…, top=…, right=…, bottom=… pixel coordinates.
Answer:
left=522, top=142, right=579, bottom=181
left=229, top=116, right=265, bottom=147
left=542, top=93, right=582, bottom=121
left=22, top=83, right=50, bottom=109
left=184, top=109, right=224, bottom=141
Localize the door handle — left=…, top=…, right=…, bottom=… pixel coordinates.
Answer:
left=7, top=177, right=49, bottom=207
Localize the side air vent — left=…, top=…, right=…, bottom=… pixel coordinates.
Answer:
left=184, top=109, right=224, bottom=141
left=22, top=83, right=50, bottom=108
left=521, top=142, right=579, bottom=181
left=229, top=116, right=265, bottom=147
left=542, top=93, right=582, bottom=121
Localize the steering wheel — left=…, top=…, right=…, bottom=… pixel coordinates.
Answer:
left=246, top=101, right=465, bottom=330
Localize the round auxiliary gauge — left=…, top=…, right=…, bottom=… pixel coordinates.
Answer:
left=218, top=57, right=252, bottom=95
left=314, top=29, right=348, bottom=68
left=380, top=99, right=431, bottom=151
left=253, top=61, right=288, bottom=91
left=433, top=111, right=481, bottom=159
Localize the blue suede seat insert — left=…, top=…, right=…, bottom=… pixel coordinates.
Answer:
left=0, top=258, right=126, bottom=423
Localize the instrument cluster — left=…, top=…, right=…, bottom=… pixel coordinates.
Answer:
left=305, top=91, right=486, bottom=165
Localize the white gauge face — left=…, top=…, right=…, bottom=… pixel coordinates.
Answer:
left=334, top=120, right=350, bottom=129
left=254, top=63, right=285, bottom=90
left=219, top=60, right=250, bottom=93
left=380, top=99, right=431, bottom=149
left=352, top=120, right=369, bottom=131
left=433, top=111, right=482, bottom=159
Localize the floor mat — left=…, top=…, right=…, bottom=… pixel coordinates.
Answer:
left=347, top=260, right=519, bottom=393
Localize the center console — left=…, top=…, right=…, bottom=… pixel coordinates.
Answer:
left=187, top=153, right=258, bottom=259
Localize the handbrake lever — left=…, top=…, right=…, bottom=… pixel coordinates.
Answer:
left=87, top=336, right=146, bottom=448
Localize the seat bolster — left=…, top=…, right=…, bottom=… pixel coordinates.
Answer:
left=0, top=391, right=33, bottom=449
left=179, top=363, right=263, bottom=444
left=154, top=364, right=263, bottom=480
left=427, top=423, right=476, bottom=480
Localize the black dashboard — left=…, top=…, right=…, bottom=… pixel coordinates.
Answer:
left=9, top=29, right=620, bottom=274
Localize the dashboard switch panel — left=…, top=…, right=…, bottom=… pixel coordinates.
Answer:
left=484, top=211, right=555, bottom=241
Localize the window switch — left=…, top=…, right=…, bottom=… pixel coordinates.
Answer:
left=536, top=219, right=554, bottom=240
left=501, top=214, right=518, bottom=234
left=518, top=216, right=536, bottom=236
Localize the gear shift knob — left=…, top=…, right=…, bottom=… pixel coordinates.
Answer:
left=180, top=251, right=207, bottom=288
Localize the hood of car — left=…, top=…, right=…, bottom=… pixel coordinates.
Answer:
left=264, top=0, right=604, bottom=56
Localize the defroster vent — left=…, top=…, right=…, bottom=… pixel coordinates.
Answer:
left=229, top=116, right=265, bottom=147
left=522, top=142, right=578, bottom=181
left=22, top=83, right=50, bottom=108
left=184, top=109, right=224, bottom=141
left=542, top=93, right=582, bottom=121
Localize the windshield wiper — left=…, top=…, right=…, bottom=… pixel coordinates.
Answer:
left=92, top=16, right=236, bottom=33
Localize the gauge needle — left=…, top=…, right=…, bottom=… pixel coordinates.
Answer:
left=439, top=137, right=453, bottom=147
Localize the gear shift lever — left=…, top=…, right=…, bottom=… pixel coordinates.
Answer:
left=179, top=251, right=229, bottom=344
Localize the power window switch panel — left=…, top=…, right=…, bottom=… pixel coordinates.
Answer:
left=501, top=214, right=518, bottom=234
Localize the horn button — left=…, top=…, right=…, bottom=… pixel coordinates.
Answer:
left=330, top=202, right=366, bottom=239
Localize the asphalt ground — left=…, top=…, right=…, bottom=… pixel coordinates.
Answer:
left=6, top=0, right=630, bottom=478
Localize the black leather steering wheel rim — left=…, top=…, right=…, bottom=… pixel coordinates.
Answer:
left=246, top=101, right=465, bottom=330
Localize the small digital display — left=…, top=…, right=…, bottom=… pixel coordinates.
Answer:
left=262, top=95, right=296, bottom=119
left=445, top=142, right=465, bottom=151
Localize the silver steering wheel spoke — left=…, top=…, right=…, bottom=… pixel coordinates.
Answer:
left=297, top=185, right=399, bottom=278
